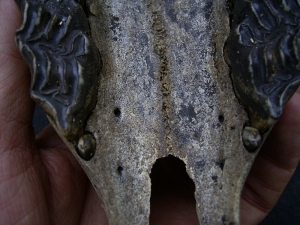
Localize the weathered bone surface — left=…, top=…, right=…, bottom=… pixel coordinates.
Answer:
left=14, top=0, right=300, bottom=224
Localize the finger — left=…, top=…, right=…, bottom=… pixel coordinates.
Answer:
left=150, top=189, right=199, bottom=225
left=0, top=1, right=51, bottom=224
left=240, top=88, right=300, bottom=225
left=36, top=125, right=69, bottom=150
left=36, top=125, right=95, bottom=224
left=0, top=0, right=35, bottom=150
left=79, top=183, right=109, bottom=225
left=36, top=124, right=110, bottom=225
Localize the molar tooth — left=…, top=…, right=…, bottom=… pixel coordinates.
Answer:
left=242, top=126, right=262, bottom=152
left=77, top=134, right=96, bottom=160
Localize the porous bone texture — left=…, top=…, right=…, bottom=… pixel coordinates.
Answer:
left=45, top=0, right=258, bottom=224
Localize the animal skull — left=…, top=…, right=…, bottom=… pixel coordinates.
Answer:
left=14, top=0, right=300, bottom=224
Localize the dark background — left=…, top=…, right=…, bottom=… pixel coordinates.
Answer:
left=32, top=106, right=300, bottom=225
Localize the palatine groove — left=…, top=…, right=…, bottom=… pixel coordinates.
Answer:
left=149, top=1, right=173, bottom=152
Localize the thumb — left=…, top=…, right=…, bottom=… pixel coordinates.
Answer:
left=0, top=0, right=35, bottom=150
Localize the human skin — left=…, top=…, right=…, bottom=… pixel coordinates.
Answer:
left=0, top=1, right=299, bottom=224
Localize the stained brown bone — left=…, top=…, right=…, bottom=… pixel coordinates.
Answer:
left=15, top=0, right=272, bottom=224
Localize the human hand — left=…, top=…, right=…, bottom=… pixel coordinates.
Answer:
left=0, top=1, right=299, bottom=225
left=0, top=1, right=108, bottom=224
left=239, top=88, right=300, bottom=224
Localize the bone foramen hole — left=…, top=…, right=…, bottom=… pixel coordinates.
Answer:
left=114, top=108, right=121, bottom=118
left=218, top=115, right=225, bottom=123
left=117, top=166, right=123, bottom=177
